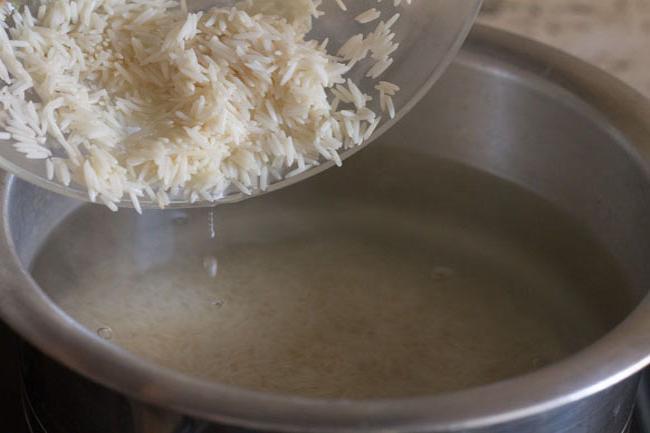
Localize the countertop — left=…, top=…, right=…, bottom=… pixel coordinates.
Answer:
left=480, top=0, right=650, bottom=97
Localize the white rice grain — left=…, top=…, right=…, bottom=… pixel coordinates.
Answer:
left=355, top=8, right=381, bottom=24
left=0, top=0, right=410, bottom=209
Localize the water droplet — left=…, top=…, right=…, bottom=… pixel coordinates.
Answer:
left=208, top=208, right=216, bottom=239
left=431, top=266, right=454, bottom=281
left=97, top=327, right=113, bottom=340
left=203, top=255, right=218, bottom=278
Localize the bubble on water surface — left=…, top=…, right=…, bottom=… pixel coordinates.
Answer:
left=97, top=327, right=113, bottom=340
left=431, top=266, right=455, bottom=281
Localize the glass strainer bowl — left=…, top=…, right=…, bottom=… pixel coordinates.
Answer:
left=0, top=0, right=482, bottom=209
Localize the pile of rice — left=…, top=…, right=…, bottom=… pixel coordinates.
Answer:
left=0, top=0, right=408, bottom=211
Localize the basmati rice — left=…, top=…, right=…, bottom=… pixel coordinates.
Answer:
left=0, top=0, right=411, bottom=211
left=355, top=8, right=381, bottom=24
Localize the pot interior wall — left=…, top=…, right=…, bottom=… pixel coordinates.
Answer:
left=5, top=45, right=649, bottom=400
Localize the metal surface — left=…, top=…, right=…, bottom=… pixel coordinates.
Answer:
left=14, top=343, right=643, bottom=433
left=0, top=321, right=27, bottom=433
left=0, top=0, right=481, bottom=209
left=3, top=25, right=650, bottom=433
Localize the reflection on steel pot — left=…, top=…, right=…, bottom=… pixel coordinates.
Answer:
left=3, top=25, right=650, bottom=433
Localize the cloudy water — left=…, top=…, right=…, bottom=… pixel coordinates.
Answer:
left=31, top=157, right=631, bottom=399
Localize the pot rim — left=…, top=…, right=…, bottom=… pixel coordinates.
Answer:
left=3, top=25, right=650, bottom=433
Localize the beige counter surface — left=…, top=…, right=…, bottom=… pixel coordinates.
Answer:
left=480, top=0, right=650, bottom=97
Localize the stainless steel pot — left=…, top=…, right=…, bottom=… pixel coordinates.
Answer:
left=3, top=25, right=650, bottom=433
